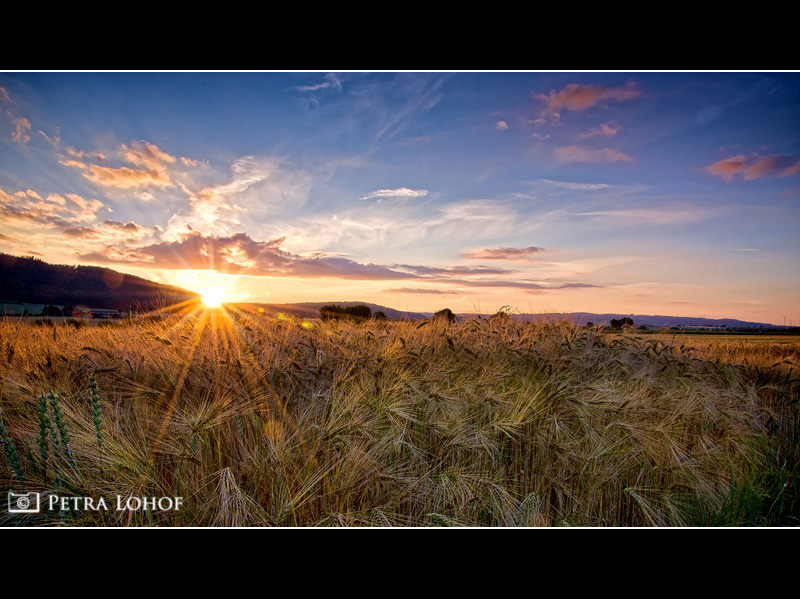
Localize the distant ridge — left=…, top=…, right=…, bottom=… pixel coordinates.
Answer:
left=523, top=312, right=779, bottom=329
left=240, top=301, right=779, bottom=329
left=0, top=253, right=198, bottom=312
left=0, top=253, right=780, bottom=328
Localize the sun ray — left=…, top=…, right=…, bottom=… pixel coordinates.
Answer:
left=201, top=286, right=225, bottom=308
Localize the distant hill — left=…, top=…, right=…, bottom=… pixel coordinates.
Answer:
left=538, top=312, right=778, bottom=329
left=1, top=253, right=780, bottom=328
left=237, top=303, right=778, bottom=329
left=0, top=253, right=199, bottom=312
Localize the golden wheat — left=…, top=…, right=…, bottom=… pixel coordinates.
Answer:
left=0, top=309, right=797, bottom=527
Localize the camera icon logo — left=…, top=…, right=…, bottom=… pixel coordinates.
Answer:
left=8, top=491, right=41, bottom=513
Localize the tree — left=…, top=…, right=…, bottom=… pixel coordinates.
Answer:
left=320, top=304, right=345, bottom=320
left=433, top=308, right=457, bottom=324
left=346, top=305, right=372, bottom=320
left=490, top=305, right=516, bottom=323
left=610, top=317, right=634, bottom=330
left=319, top=304, right=372, bottom=322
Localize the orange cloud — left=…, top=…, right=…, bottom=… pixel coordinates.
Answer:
left=705, top=154, right=800, bottom=182
left=122, top=141, right=176, bottom=170
left=60, top=141, right=180, bottom=190
left=537, top=82, right=641, bottom=120
left=0, top=188, right=107, bottom=228
left=81, top=163, right=173, bottom=189
left=7, top=113, right=31, bottom=144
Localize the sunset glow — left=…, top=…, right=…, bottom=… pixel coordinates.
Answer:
left=201, top=286, right=225, bottom=308
left=0, top=71, right=798, bottom=324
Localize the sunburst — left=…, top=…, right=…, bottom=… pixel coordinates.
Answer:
left=200, top=286, right=225, bottom=308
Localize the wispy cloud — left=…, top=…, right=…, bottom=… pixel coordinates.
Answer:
left=165, top=154, right=314, bottom=241
left=1, top=86, right=32, bottom=144
left=393, top=264, right=512, bottom=277
left=580, top=122, right=620, bottom=138
left=555, top=146, right=632, bottom=163
left=382, top=287, right=462, bottom=295
left=361, top=187, right=429, bottom=201
left=463, top=246, right=546, bottom=260
left=573, top=206, right=725, bottom=226
left=293, top=73, right=343, bottom=93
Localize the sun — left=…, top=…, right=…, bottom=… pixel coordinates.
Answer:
left=201, top=286, right=225, bottom=308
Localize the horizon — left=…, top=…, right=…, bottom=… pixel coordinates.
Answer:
left=1, top=71, right=798, bottom=325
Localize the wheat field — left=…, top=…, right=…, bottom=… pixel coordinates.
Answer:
left=1, top=306, right=798, bottom=527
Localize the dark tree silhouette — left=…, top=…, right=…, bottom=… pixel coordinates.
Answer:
left=433, top=308, right=457, bottom=323
left=610, top=317, right=634, bottom=329
left=319, top=304, right=372, bottom=322
left=0, top=252, right=197, bottom=311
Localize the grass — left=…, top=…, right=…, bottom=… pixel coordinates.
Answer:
left=0, top=306, right=797, bottom=527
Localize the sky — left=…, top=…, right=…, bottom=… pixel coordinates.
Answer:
left=0, top=71, right=798, bottom=325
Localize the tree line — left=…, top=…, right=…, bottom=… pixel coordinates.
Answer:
left=319, top=304, right=387, bottom=322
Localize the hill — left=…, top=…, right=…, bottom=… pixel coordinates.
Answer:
left=1, top=253, right=780, bottom=328
left=524, top=312, right=779, bottom=330
left=0, top=253, right=198, bottom=313
left=237, top=302, right=778, bottom=329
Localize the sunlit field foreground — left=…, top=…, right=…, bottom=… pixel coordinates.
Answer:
left=1, top=306, right=798, bottom=527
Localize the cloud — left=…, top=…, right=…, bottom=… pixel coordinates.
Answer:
left=537, top=82, right=641, bottom=121
left=101, top=220, right=151, bottom=237
left=7, top=114, right=31, bottom=144
left=0, top=188, right=108, bottom=229
left=704, top=153, right=800, bottom=182
left=581, top=122, right=620, bottom=138
left=361, top=187, right=429, bottom=201
left=70, top=161, right=172, bottom=190
left=534, top=179, right=613, bottom=191
left=393, top=264, right=511, bottom=277
left=1, top=87, right=32, bottom=144
left=81, top=230, right=413, bottom=280
left=288, top=256, right=411, bottom=280
left=59, top=140, right=198, bottom=191
left=61, top=142, right=176, bottom=190
left=463, top=246, right=546, bottom=260
left=122, top=141, right=176, bottom=170
left=382, top=287, right=462, bottom=295
left=77, top=226, right=597, bottom=293
left=62, top=226, right=100, bottom=239
left=573, top=206, right=723, bottom=226
left=162, top=155, right=315, bottom=242
left=555, top=146, right=632, bottom=163
left=495, top=120, right=509, bottom=131
left=293, top=73, right=344, bottom=94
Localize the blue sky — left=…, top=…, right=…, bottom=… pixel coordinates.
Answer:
left=1, top=71, right=798, bottom=324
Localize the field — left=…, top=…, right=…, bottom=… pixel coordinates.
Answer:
left=1, top=307, right=798, bottom=527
